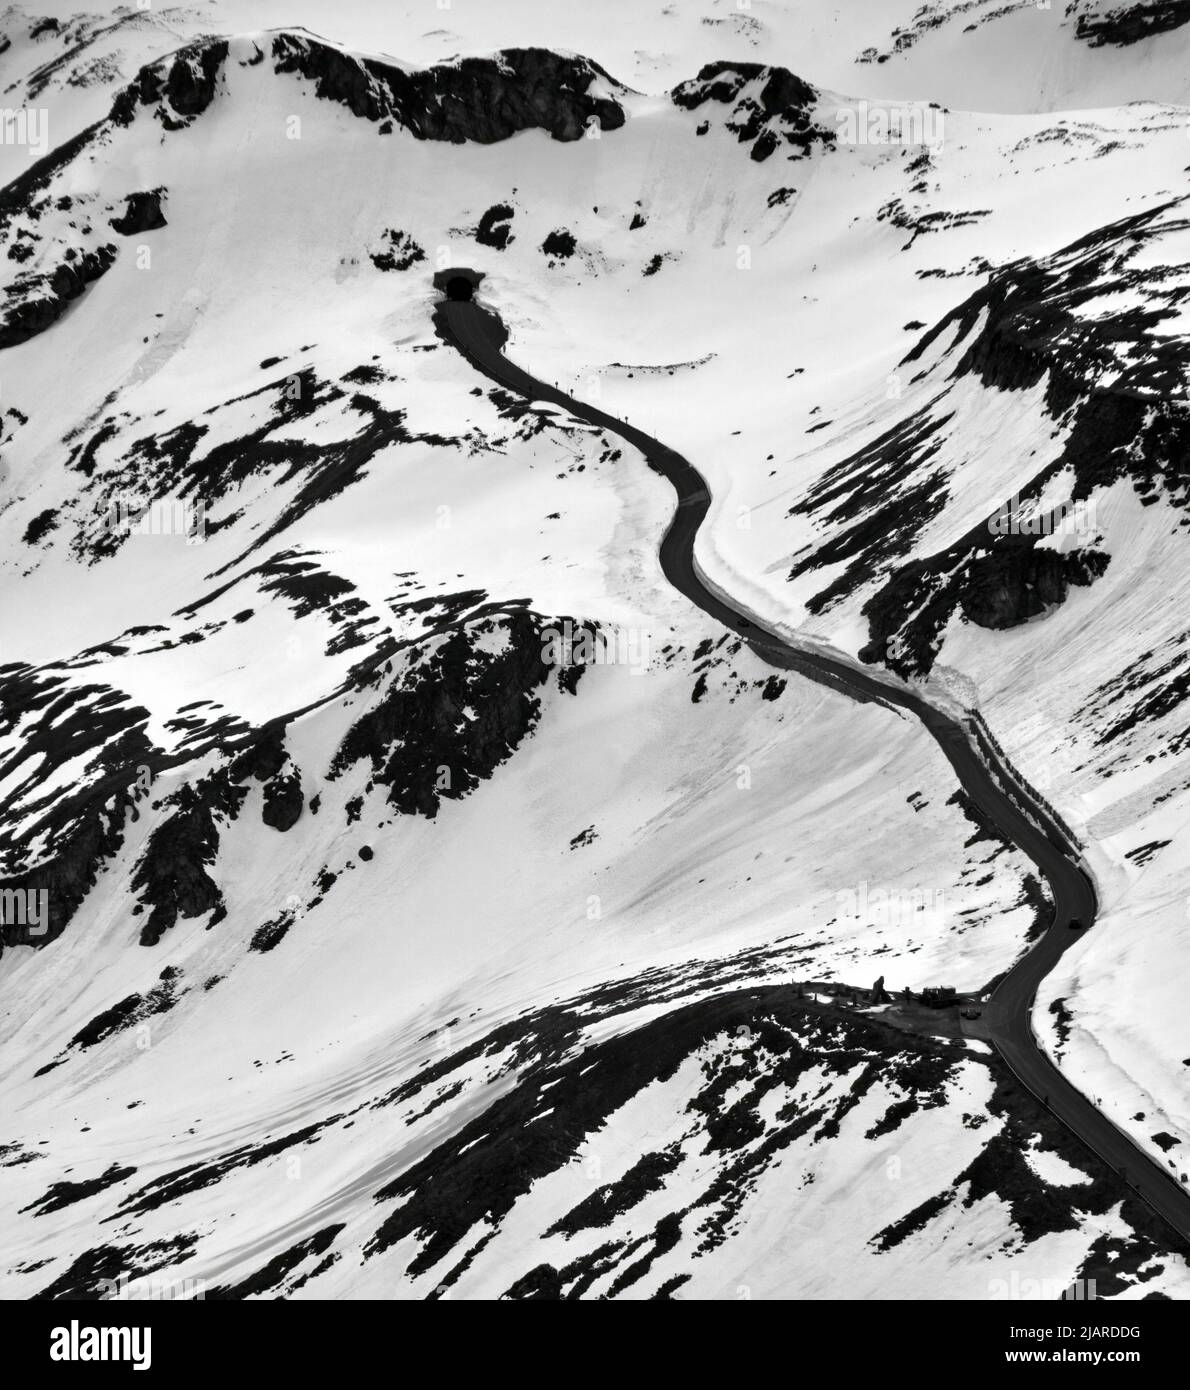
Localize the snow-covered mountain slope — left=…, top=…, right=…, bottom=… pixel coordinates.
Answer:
left=8, top=0, right=1190, bottom=130
left=651, top=154, right=1190, bottom=1190
left=1, top=12, right=1189, bottom=1297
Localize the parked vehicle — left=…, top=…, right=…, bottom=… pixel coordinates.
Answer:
left=1068, top=917, right=1085, bottom=930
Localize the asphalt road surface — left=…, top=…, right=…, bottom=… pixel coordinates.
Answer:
left=435, top=291, right=1190, bottom=1245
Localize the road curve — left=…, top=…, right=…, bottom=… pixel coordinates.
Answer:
left=433, top=290, right=1190, bottom=1246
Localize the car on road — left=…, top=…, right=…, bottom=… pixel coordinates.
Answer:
left=960, top=1008, right=982, bottom=1020
left=1068, top=917, right=1086, bottom=930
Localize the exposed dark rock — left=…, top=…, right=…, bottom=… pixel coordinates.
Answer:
left=131, top=770, right=247, bottom=946
left=22, top=1162, right=137, bottom=1216
left=548, top=1149, right=681, bottom=1236
left=541, top=228, right=576, bottom=259
left=330, top=609, right=573, bottom=818
left=0, top=121, right=106, bottom=230
left=476, top=204, right=515, bottom=249
left=229, top=727, right=287, bottom=783
left=117, top=1117, right=339, bottom=1218
left=110, top=189, right=167, bottom=235
left=369, top=227, right=424, bottom=271
left=1075, top=1, right=1190, bottom=46
left=794, top=203, right=1180, bottom=675
left=672, top=62, right=831, bottom=160
left=0, top=244, right=117, bottom=349
left=34, top=1234, right=197, bottom=1300
left=249, top=914, right=292, bottom=953
left=110, top=40, right=229, bottom=127
left=205, top=1224, right=344, bottom=1298
left=22, top=508, right=57, bottom=544
left=69, top=970, right=183, bottom=1050
left=751, top=129, right=779, bottom=162
left=959, top=547, right=1110, bottom=630
left=271, top=36, right=626, bottom=144
left=0, top=676, right=148, bottom=951
left=261, top=768, right=304, bottom=831
left=364, top=986, right=962, bottom=1281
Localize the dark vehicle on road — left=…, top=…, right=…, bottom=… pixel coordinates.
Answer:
left=961, top=1008, right=982, bottom=1020
left=1068, top=917, right=1085, bottom=930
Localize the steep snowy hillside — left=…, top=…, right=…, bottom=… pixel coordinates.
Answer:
left=0, top=9, right=1188, bottom=1303
left=679, top=171, right=1190, bottom=1191
left=6, top=0, right=1190, bottom=128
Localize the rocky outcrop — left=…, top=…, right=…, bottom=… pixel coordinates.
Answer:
left=229, top=727, right=304, bottom=831
left=0, top=244, right=117, bottom=348
left=271, top=36, right=626, bottom=143
left=131, top=770, right=247, bottom=946
left=1074, top=0, right=1190, bottom=46
left=67, top=968, right=183, bottom=1050
left=229, top=727, right=287, bottom=783
left=818, top=202, right=1188, bottom=674
left=902, top=201, right=1179, bottom=408
left=0, top=797, right=133, bottom=951
left=249, top=912, right=293, bottom=953
left=476, top=204, right=515, bottom=249
left=261, top=769, right=304, bottom=831
left=541, top=228, right=576, bottom=259
left=859, top=532, right=1112, bottom=675
left=369, top=228, right=424, bottom=271
left=330, top=609, right=581, bottom=819
left=110, top=189, right=167, bottom=235
left=672, top=62, right=831, bottom=161
left=0, top=666, right=154, bottom=953
left=110, top=40, right=229, bottom=127
left=958, top=547, right=1110, bottom=630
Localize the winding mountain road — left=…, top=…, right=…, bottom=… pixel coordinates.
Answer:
left=434, top=288, right=1190, bottom=1247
